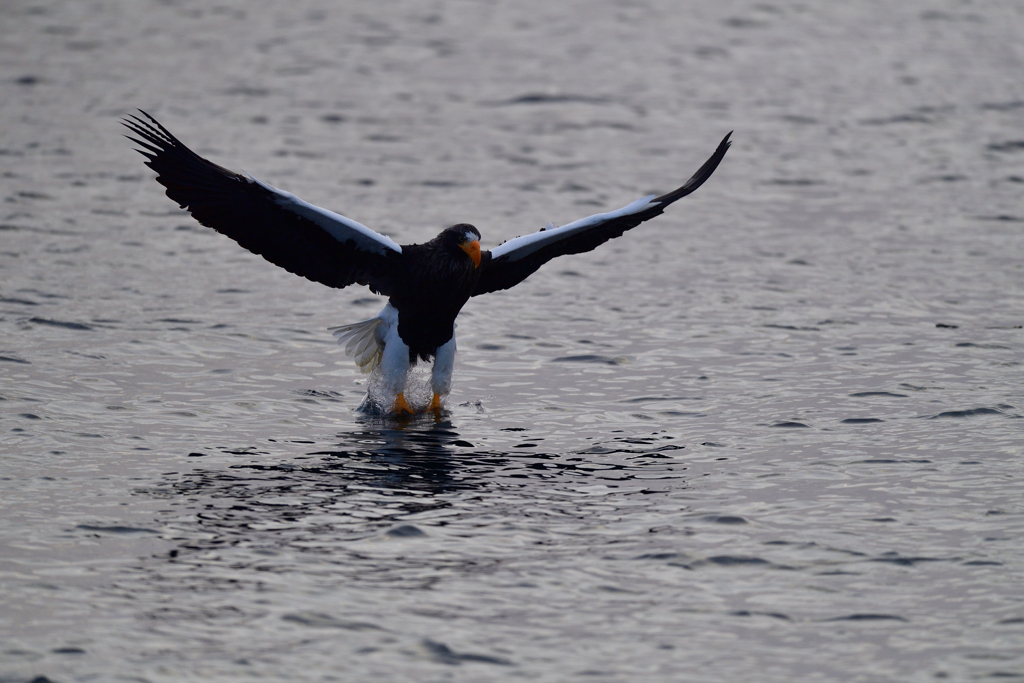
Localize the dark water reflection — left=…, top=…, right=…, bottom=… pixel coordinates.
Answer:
left=159, top=417, right=689, bottom=558
left=166, top=422, right=493, bottom=548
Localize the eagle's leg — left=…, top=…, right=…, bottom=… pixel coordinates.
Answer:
left=429, top=336, right=457, bottom=412
left=380, top=319, right=413, bottom=414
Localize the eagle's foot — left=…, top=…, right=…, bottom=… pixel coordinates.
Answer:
left=428, top=393, right=443, bottom=413
left=392, top=392, right=415, bottom=415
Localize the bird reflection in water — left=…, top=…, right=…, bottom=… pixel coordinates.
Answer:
left=158, top=418, right=496, bottom=558
left=320, top=414, right=483, bottom=494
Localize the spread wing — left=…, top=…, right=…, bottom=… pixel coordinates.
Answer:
left=472, top=132, right=731, bottom=296
left=122, top=110, right=402, bottom=295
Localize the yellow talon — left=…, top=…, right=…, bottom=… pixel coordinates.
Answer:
left=428, top=393, right=443, bottom=412
left=392, top=392, right=414, bottom=415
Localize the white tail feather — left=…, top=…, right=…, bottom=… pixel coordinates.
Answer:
left=330, top=316, right=386, bottom=373
left=351, top=332, right=377, bottom=358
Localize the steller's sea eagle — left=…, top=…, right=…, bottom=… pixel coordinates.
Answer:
left=123, top=111, right=730, bottom=414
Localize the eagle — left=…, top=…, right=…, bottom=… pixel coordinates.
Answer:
left=123, top=111, right=730, bottom=414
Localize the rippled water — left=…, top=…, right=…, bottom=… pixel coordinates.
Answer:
left=2, top=1, right=1023, bottom=681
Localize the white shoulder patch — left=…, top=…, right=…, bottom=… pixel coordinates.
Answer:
left=251, top=177, right=402, bottom=254
left=490, top=194, right=658, bottom=261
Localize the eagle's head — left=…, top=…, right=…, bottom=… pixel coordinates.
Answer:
left=441, top=223, right=481, bottom=268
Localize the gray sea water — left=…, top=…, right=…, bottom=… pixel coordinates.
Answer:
left=2, top=1, right=1023, bottom=681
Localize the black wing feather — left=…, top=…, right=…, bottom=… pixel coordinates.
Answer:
left=472, top=132, right=731, bottom=296
left=123, top=111, right=397, bottom=294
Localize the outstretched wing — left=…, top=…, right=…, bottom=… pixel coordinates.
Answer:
left=123, top=110, right=401, bottom=295
left=472, top=132, right=731, bottom=296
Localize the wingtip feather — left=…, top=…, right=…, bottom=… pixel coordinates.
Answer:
left=652, top=132, right=732, bottom=205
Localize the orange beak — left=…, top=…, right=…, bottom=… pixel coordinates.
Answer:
left=460, top=240, right=481, bottom=268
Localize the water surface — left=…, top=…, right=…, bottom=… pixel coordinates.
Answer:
left=1, top=1, right=1022, bottom=681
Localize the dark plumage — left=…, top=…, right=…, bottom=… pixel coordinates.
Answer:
left=123, top=110, right=730, bottom=412
left=390, top=224, right=483, bottom=361
left=473, top=137, right=732, bottom=295
left=122, top=113, right=397, bottom=295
